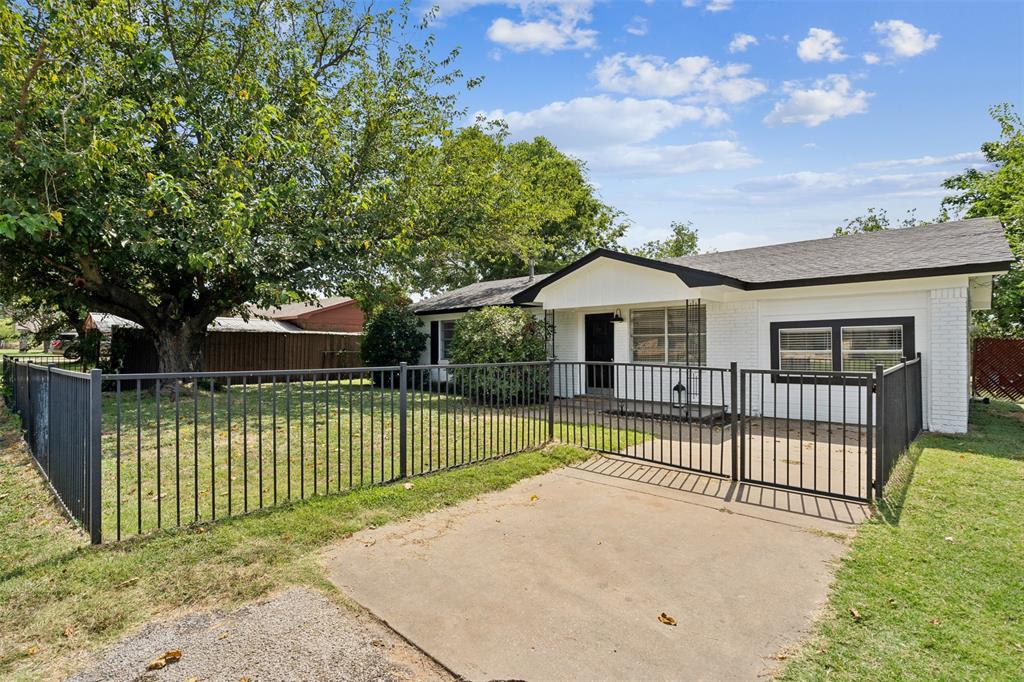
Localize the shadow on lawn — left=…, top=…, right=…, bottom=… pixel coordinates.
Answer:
left=877, top=400, right=1022, bottom=526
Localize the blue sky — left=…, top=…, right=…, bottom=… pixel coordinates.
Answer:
left=424, top=0, right=1024, bottom=251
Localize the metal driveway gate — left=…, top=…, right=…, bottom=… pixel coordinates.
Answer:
left=738, top=368, right=874, bottom=501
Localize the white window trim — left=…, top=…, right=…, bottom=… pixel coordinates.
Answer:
left=840, top=324, right=904, bottom=372
left=629, top=305, right=706, bottom=365
left=778, top=326, right=833, bottom=372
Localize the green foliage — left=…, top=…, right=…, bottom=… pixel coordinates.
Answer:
left=0, top=0, right=464, bottom=370
left=0, top=318, right=15, bottom=342
left=410, top=125, right=626, bottom=291
left=360, top=306, right=427, bottom=368
left=943, top=104, right=1024, bottom=337
left=832, top=208, right=922, bottom=237
left=448, top=307, right=549, bottom=402
left=632, top=220, right=701, bottom=259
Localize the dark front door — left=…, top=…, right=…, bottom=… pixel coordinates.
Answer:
left=585, top=313, right=615, bottom=392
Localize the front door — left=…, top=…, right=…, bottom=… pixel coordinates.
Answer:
left=585, top=313, right=615, bottom=393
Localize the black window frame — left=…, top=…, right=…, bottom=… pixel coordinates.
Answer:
left=770, top=316, right=915, bottom=383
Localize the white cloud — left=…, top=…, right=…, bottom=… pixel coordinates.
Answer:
left=728, top=33, right=758, bottom=53
left=482, top=1, right=598, bottom=53
left=733, top=169, right=951, bottom=202
left=478, top=95, right=758, bottom=176
left=478, top=95, right=712, bottom=147
left=862, top=53, right=880, bottom=65
left=682, top=0, right=732, bottom=11
left=487, top=16, right=596, bottom=52
left=593, top=53, right=767, bottom=103
left=802, top=142, right=819, bottom=149
left=625, top=16, right=648, bottom=36
left=763, top=75, right=870, bottom=127
left=585, top=141, right=759, bottom=176
left=853, top=151, right=985, bottom=170
left=797, top=28, right=847, bottom=62
left=873, top=19, right=940, bottom=58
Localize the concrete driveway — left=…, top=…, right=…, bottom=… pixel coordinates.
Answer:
left=323, top=455, right=868, bottom=681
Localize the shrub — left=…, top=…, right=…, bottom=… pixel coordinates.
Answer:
left=448, top=307, right=549, bottom=402
left=361, top=306, right=427, bottom=375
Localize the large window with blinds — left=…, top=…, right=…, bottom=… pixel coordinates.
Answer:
left=631, top=304, right=706, bottom=365
left=771, top=317, right=914, bottom=375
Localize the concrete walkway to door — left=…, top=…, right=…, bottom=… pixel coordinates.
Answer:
left=322, top=455, right=869, bottom=681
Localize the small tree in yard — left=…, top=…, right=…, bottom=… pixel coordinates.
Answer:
left=448, top=307, right=548, bottom=403
left=361, top=306, right=427, bottom=367
left=0, top=0, right=465, bottom=372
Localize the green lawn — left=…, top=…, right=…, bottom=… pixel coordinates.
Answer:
left=779, top=400, right=1024, bottom=680
left=97, top=380, right=647, bottom=540
left=0, top=402, right=599, bottom=681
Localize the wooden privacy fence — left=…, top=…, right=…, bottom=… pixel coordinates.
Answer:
left=112, top=328, right=363, bottom=374
left=973, top=337, right=1024, bottom=402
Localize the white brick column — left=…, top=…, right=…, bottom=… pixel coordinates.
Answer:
left=928, top=287, right=969, bottom=433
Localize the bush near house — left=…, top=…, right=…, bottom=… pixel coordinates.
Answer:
left=449, top=307, right=549, bottom=403
left=361, top=307, right=427, bottom=385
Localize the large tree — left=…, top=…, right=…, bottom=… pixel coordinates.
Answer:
left=0, top=0, right=465, bottom=371
left=631, top=220, right=700, bottom=259
left=943, top=104, right=1024, bottom=337
left=408, top=125, right=627, bottom=292
left=832, top=208, right=922, bottom=236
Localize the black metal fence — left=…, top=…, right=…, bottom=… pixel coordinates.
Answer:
left=2, top=355, right=926, bottom=544
left=3, top=358, right=102, bottom=543
left=739, top=367, right=875, bottom=501
left=877, top=354, right=923, bottom=498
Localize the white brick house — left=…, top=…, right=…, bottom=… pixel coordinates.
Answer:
left=413, top=218, right=1014, bottom=434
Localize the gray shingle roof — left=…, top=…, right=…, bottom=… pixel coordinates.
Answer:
left=663, top=217, right=1013, bottom=287
left=413, top=217, right=1014, bottom=312
left=411, top=274, right=550, bottom=314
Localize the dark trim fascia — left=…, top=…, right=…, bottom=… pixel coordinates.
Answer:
left=746, top=261, right=1015, bottom=290
left=511, top=248, right=745, bottom=304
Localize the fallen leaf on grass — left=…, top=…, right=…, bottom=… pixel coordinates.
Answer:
left=62, top=627, right=74, bottom=638
left=658, top=613, right=677, bottom=626
left=26, top=645, right=39, bottom=656
left=146, top=650, right=182, bottom=670
left=929, top=618, right=941, bottom=625
left=849, top=607, right=863, bottom=622
left=119, top=577, right=139, bottom=588
left=403, top=482, right=414, bottom=490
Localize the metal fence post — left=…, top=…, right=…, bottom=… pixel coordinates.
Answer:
left=729, top=361, right=738, bottom=481
left=874, top=364, right=885, bottom=501
left=547, top=358, right=555, bottom=441
left=865, top=370, right=874, bottom=503
left=398, top=362, right=408, bottom=479
left=738, top=369, right=746, bottom=481
left=88, top=368, right=103, bottom=544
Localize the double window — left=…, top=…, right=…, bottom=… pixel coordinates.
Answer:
left=772, top=317, right=914, bottom=374
left=631, top=304, right=706, bottom=365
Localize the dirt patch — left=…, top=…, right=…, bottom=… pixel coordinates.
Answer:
left=68, top=588, right=452, bottom=682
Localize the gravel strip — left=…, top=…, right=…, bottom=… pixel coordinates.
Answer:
left=68, top=588, right=452, bottom=682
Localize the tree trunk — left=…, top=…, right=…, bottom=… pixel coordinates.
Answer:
left=152, top=324, right=206, bottom=374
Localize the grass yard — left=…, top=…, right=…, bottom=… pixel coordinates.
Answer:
left=779, top=400, right=1024, bottom=680
left=97, top=380, right=648, bottom=539
left=0, top=403, right=599, bottom=681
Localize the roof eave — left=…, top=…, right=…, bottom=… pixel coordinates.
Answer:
left=744, top=260, right=1017, bottom=290
left=511, top=248, right=747, bottom=304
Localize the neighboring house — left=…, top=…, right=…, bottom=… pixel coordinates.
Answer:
left=249, top=297, right=365, bottom=333
left=412, top=218, right=1015, bottom=434
left=85, top=312, right=362, bottom=372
